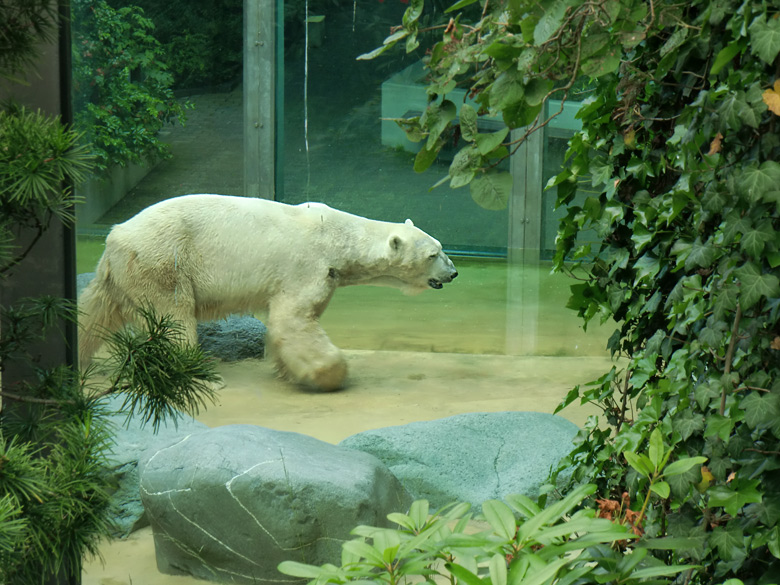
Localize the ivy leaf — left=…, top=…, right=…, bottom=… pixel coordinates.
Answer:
left=685, top=237, right=716, bottom=270
left=735, top=261, right=780, bottom=310
left=741, top=391, right=780, bottom=429
left=660, top=27, right=688, bottom=57
left=739, top=161, right=780, bottom=203
left=740, top=220, right=774, bottom=260
left=710, top=482, right=762, bottom=518
left=470, top=170, right=512, bottom=210
left=709, top=522, right=747, bottom=561
left=749, top=13, right=780, bottom=65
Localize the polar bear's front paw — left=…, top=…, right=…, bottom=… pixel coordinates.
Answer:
left=308, top=357, right=348, bottom=392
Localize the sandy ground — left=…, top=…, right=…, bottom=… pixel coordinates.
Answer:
left=82, top=349, right=613, bottom=585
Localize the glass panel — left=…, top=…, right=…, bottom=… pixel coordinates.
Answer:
left=278, top=2, right=507, bottom=256
left=72, top=0, right=245, bottom=271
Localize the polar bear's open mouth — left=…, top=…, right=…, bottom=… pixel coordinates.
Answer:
left=428, top=279, right=444, bottom=289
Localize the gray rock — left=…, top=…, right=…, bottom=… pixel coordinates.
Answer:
left=78, top=272, right=266, bottom=360
left=197, top=315, right=266, bottom=361
left=339, top=411, right=579, bottom=512
left=139, top=424, right=412, bottom=584
left=101, top=394, right=209, bottom=537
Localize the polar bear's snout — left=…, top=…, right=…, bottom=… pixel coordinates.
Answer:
left=428, top=254, right=458, bottom=289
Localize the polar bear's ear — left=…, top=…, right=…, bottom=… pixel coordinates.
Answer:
left=404, top=219, right=414, bottom=227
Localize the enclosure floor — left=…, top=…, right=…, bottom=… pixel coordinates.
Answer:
left=82, top=350, right=614, bottom=585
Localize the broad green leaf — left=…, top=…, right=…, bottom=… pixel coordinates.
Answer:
left=387, top=512, right=415, bottom=531
left=515, top=484, right=596, bottom=543
left=446, top=562, right=486, bottom=585
left=409, top=499, right=429, bottom=530
left=449, top=145, right=480, bottom=188
left=624, top=451, right=654, bottom=477
left=735, top=261, right=780, bottom=310
left=710, top=41, right=743, bottom=75
left=357, top=29, right=409, bottom=60
left=277, top=560, right=328, bottom=578
left=446, top=0, right=479, bottom=12
left=342, top=539, right=387, bottom=566
left=533, top=0, right=568, bottom=45
left=637, top=536, right=707, bottom=550
left=663, top=456, right=708, bottom=477
left=524, top=78, right=553, bottom=106
left=414, top=141, right=442, bottom=173
left=651, top=481, right=670, bottom=499
left=489, top=553, right=507, bottom=585
left=470, top=171, right=512, bottom=210
left=749, top=13, right=780, bottom=64
left=660, top=27, right=688, bottom=57
left=630, top=565, right=699, bottom=579
left=475, top=127, right=509, bottom=156
left=504, top=493, right=541, bottom=518
left=580, top=48, right=621, bottom=78
left=648, top=428, right=665, bottom=470
left=482, top=499, right=517, bottom=541
left=459, top=104, right=478, bottom=142
left=424, top=100, right=457, bottom=150
left=490, top=71, right=525, bottom=111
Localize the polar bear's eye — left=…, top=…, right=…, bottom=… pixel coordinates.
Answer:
left=429, top=253, right=438, bottom=259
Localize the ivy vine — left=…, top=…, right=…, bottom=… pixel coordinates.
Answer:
left=369, top=0, right=780, bottom=582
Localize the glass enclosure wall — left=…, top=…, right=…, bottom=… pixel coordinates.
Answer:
left=72, top=0, right=246, bottom=273
left=71, top=0, right=609, bottom=358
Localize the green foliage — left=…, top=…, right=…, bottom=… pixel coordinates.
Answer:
left=367, top=0, right=780, bottom=582
left=0, top=0, right=56, bottom=83
left=279, top=484, right=694, bottom=585
left=71, top=0, right=189, bottom=172
left=0, top=106, right=93, bottom=275
left=106, top=0, right=243, bottom=89
left=1, top=8, right=216, bottom=580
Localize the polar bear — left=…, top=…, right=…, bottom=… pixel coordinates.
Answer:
left=78, top=194, right=458, bottom=390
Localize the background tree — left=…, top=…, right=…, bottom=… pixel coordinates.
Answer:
left=369, top=0, right=780, bottom=582
left=1, top=2, right=218, bottom=582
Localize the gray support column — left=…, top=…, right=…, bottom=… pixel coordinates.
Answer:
left=505, top=128, right=543, bottom=355
left=244, top=0, right=277, bottom=199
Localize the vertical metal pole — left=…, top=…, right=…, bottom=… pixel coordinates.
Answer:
left=244, top=0, right=276, bottom=199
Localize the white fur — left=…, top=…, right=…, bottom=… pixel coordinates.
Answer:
left=78, top=194, right=458, bottom=390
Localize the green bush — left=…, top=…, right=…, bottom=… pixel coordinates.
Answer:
left=71, top=0, right=189, bottom=172
left=364, top=0, right=780, bottom=582
left=279, top=484, right=695, bottom=585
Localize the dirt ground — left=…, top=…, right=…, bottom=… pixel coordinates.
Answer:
left=82, top=349, right=613, bottom=585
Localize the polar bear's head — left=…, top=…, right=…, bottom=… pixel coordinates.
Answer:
left=383, top=219, right=458, bottom=295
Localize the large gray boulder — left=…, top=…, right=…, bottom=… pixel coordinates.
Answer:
left=139, top=424, right=412, bottom=584
left=339, top=411, right=579, bottom=511
left=102, top=394, right=209, bottom=537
